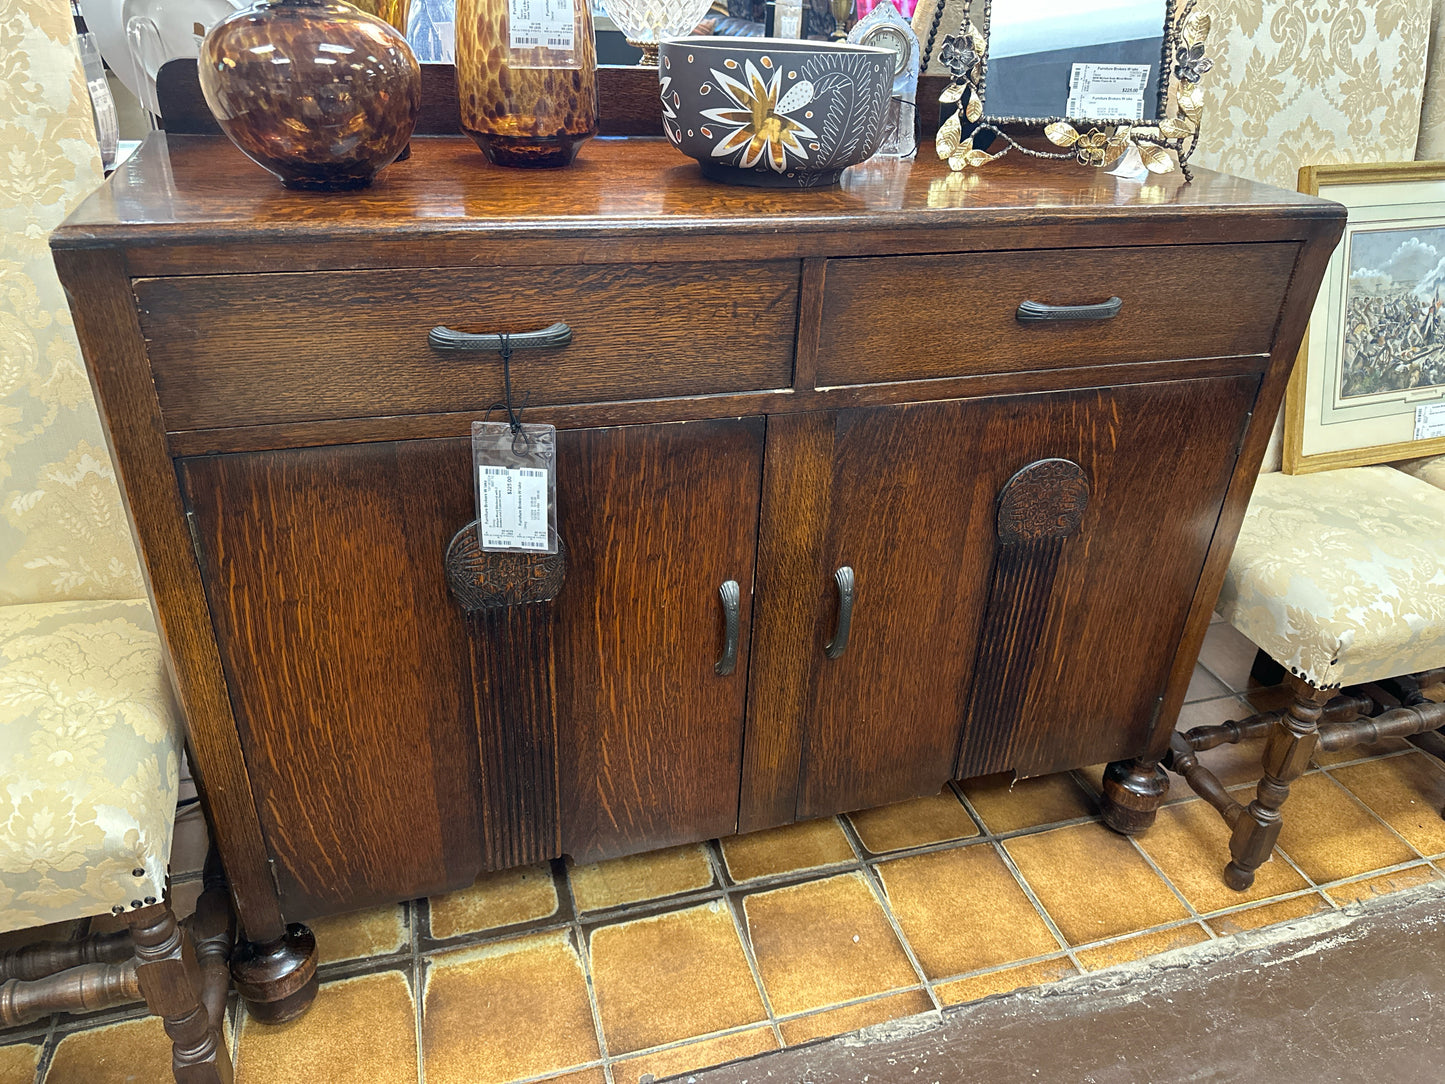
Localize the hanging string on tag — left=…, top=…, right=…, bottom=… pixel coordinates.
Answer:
left=483, top=332, right=533, bottom=456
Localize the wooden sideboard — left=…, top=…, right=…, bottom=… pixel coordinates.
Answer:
left=53, top=133, right=1343, bottom=1019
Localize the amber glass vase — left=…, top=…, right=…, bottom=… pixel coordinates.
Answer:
left=456, top=0, right=599, bottom=167
left=200, top=0, right=420, bottom=190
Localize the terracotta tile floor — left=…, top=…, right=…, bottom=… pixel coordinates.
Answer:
left=6, top=620, right=1445, bottom=1084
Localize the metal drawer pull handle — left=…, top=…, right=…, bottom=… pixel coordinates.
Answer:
left=428, top=321, right=573, bottom=352
left=716, top=580, right=741, bottom=676
left=1016, top=297, right=1123, bottom=323
left=824, top=566, right=855, bottom=660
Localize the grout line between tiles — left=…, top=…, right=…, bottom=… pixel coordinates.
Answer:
left=977, top=830, right=1082, bottom=974
left=1319, top=761, right=1436, bottom=860
left=698, top=840, right=788, bottom=1050
left=851, top=855, right=943, bottom=1014
left=718, top=886, right=786, bottom=1051
left=409, top=899, right=425, bottom=1084
left=561, top=864, right=615, bottom=1084
left=926, top=948, right=1074, bottom=991
left=503, top=1060, right=609, bottom=1084
left=608, top=1017, right=785, bottom=1073
left=26, top=1017, right=55, bottom=1084
left=1196, top=884, right=1333, bottom=922
left=1316, top=857, right=1443, bottom=894
left=1126, top=833, right=1203, bottom=920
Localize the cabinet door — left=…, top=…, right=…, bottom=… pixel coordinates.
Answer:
left=180, top=418, right=763, bottom=916
left=742, top=376, right=1257, bottom=826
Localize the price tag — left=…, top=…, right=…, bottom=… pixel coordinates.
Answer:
left=1416, top=401, right=1445, bottom=441
left=509, top=0, right=575, bottom=53
left=473, top=421, right=558, bottom=554
left=479, top=466, right=549, bottom=551
left=1067, top=63, right=1150, bottom=119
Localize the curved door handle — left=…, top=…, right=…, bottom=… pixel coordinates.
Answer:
left=428, top=321, right=573, bottom=352
left=824, top=566, right=855, bottom=660
left=1016, top=297, right=1122, bottom=323
left=716, top=580, right=741, bottom=676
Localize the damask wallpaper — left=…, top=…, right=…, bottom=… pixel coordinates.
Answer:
left=1187, top=1, right=1430, bottom=190
left=0, top=0, right=144, bottom=605
left=1418, top=0, right=1445, bottom=158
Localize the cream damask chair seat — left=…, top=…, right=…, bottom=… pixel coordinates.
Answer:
left=0, top=599, right=178, bottom=929
left=1217, top=466, right=1445, bottom=691
left=1, top=1, right=234, bottom=1078
left=1162, top=466, right=1445, bottom=892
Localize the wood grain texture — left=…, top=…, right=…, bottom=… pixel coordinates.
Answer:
left=51, top=249, right=286, bottom=944
left=179, top=420, right=763, bottom=903
left=985, top=375, right=1258, bottom=778
left=179, top=440, right=484, bottom=918
left=758, top=375, right=1257, bottom=821
left=956, top=460, right=1088, bottom=777
left=816, top=245, right=1297, bottom=384
left=54, top=135, right=1339, bottom=266
left=468, top=606, right=560, bottom=869
left=552, top=419, right=765, bottom=861
left=162, top=353, right=1268, bottom=458
left=135, top=262, right=800, bottom=430
left=52, top=123, right=1346, bottom=928
left=739, top=412, right=836, bottom=832
left=1143, top=227, right=1344, bottom=763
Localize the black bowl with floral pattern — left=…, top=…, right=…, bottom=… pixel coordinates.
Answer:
left=658, top=36, right=893, bottom=188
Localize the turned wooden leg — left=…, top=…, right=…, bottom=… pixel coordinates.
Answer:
left=1100, top=755, right=1170, bottom=835
left=231, top=924, right=318, bottom=1024
left=127, top=902, right=234, bottom=1084
left=1223, top=680, right=1330, bottom=891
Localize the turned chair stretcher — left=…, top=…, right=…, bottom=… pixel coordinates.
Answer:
left=0, top=856, right=236, bottom=1082
left=1105, top=465, right=1445, bottom=889
left=1166, top=669, right=1445, bottom=890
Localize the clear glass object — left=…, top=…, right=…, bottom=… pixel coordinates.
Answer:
left=848, top=0, right=918, bottom=158
left=602, top=0, right=712, bottom=65
left=456, top=0, right=599, bottom=167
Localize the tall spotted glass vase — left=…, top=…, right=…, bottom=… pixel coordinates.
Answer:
left=456, top=0, right=598, bottom=167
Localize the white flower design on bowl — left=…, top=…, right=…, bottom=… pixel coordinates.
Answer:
left=702, top=58, right=817, bottom=173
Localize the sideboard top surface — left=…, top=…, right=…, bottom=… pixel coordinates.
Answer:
left=54, top=133, right=1342, bottom=256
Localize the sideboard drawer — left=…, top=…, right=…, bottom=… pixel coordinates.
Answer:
left=816, top=243, right=1297, bottom=386
left=136, top=261, right=801, bottom=430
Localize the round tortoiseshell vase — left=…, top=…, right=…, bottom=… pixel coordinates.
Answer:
left=200, top=0, right=421, bottom=191
left=455, top=0, right=598, bottom=168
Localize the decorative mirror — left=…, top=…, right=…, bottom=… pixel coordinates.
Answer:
left=921, top=0, right=1213, bottom=178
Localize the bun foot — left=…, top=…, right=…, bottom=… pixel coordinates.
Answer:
left=231, top=924, right=318, bottom=1024
left=1100, top=757, right=1170, bottom=835
left=1223, top=861, right=1256, bottom=891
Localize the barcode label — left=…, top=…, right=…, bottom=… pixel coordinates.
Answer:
left=509, top=0, right=574, bottom=52
left=479, top=466, right=550, bottom=551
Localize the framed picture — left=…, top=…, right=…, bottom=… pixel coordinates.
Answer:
left=1284, top=161, right=1445, bottom=474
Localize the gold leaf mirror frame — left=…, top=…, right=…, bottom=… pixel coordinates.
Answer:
left=925, top=0, right=1212, bottom=178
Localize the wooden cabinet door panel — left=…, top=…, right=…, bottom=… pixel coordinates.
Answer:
left=181, top=440, right=482, bottom=919
left=181, top=418, right=764, bottom=915
left=554, top=419, right=765, bottom=862
left=746, top=375, right=1258, bottom=824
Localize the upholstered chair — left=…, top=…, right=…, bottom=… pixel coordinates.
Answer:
left=1157, top=466, right=1445, bottom=890
left=1394, top=454, right=1445, bottom=492
left=0, top=2, right=233, bottom=1079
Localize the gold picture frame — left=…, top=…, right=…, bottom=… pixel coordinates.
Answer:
left=1284, top=161, right=1445, bottom=474
left=928, top=0, right=1210, bottom=178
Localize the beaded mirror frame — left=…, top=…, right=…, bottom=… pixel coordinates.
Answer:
left=921, top=0, right=1213, bottom=179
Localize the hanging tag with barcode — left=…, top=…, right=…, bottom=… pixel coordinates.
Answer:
left=473, top=421, right=559, bottom=554
left=508, top=0, right=577, bottom=67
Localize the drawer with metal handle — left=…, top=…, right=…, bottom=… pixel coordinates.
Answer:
left=134, top=261, right=802, bottom=431
left=815, top=242, right=1298, bottom=387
